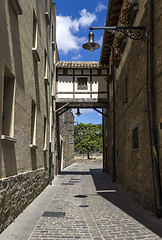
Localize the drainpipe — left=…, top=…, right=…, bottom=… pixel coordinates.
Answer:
left=49, top=0, right=53, bottom=185
left=56, top=113, right=61, bottom=174
left=102, top=108, right=105, bottom=172
left=112, top=47, right=116, bottom=182
left=149, top=0, right=162, bottom=216
left=106, top=69, right=110, bottom=174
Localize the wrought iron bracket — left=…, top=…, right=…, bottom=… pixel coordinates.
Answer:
left=93, top=108, right=107, bottom=117
left=90, top=26, right=146, bottom=41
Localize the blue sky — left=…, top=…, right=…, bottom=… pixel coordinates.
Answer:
left=72, top=108, right=102, bottom=124
left=54, top=0, right=108, bottom=124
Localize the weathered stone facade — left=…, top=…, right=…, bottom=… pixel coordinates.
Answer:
left=102, top=0, right=162, bottom=214
left=0, top=0, right=57, bottom=232
left=61, top=110, right=75, bottom=169
left=56, top=110, right=74, bottom=173
left=0, top=167, right=55, bottom=233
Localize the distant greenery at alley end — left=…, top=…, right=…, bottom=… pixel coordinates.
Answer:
left=74, top=123, right=103, bottom=159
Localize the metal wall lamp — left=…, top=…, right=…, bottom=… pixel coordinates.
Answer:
left=82, top=26, right=146, bottom=52
left=76, top=107, right=81, bottom=117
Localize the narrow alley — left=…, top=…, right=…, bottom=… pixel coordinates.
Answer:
left=1, top=162, right=162, bottom=240
left=1, top=0, right=162, bottom=239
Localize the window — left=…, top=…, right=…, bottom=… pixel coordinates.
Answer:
left=132, top=127, right=139, bottom=149
left=45, top=0, right=50, bottom=25
left=44, top=50, right=48, bottom=79
left=32, top=11, right=38, bottom=49
left=2, top=68, right=15, bottom=138
left=44, top=81, right=49, bottom=117
left=77, top=77, right=88, bottom=90
left=32, top=11, right=40, bottom=61
left=43, top=117, right=47, bottom=150
left=31, top=101, right=37, bottom=147
left=52, top=25, right=54, bottom=43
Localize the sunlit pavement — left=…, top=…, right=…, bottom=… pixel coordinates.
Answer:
left=1, top=162, right=162, bottom=240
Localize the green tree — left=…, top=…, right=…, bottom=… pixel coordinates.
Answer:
left=74, top=123, right=103, bottom=159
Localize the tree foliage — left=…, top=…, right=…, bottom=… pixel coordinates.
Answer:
left=74, top=123, right=103, bottom=158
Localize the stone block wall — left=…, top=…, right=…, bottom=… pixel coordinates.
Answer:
left=56, top=109, right=74, bottom=172
left=0, top=167, right=54, bottom=233
left=104, top=0, right=162, bottom=212
left=154, top=0, right=162, bottom=175
left=0, top=0, right=57, bottom=232
left=62, top=110, right=75, bottom=169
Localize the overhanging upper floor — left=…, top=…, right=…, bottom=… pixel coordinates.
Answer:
left=56, top=61, right=108, bottom=109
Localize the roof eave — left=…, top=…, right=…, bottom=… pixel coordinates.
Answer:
left=99, top=0, right=124, bottom=65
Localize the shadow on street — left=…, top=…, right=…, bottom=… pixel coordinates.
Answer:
left=60, top=165, right=162, bottom=238
left=90, top=168, right=162, bottom=238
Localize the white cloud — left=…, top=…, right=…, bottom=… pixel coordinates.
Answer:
left=72, top=109, right=77, bottom=115
left=56, top=9, right=96, bottom=55
left=95, top=3, right=107, bottom=12
left=98, top=35, right=103, bottom=46
left=56, top=15, right=81, bottom=54
left=79, top=9, right=96, bottom=27
left=72, top=54, right=83, bottom=60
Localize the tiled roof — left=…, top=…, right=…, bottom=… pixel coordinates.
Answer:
left=56, top=61, right=108, bottom=69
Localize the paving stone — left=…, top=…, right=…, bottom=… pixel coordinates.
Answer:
left=28, top=163, right=162, bottom=240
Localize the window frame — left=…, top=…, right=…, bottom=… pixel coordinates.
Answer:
left=30, top=100, right=37, bottom=149
left=1, top=67, right=16, bottom=142
left=77, top=77, right=88, bottom=90
left=32, top=10, right=40, bottom=62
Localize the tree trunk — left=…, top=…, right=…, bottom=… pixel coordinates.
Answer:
left=87, top=152, right=90, bottom=159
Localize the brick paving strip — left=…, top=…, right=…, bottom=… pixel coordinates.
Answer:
left=29, top=163, right=162, bottom=240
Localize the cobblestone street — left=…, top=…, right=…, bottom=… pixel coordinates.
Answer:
left=1, top=162, right=162, bottom=240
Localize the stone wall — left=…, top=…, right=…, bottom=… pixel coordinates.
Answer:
left=154, top=0, right=162, bottom=175
left=111, top=35, right=154, bottom=209
left=0, top=167, right=54, bottom=233
left=0, top=0, right=57, bottom=232
left=62, top=110, right=75, bottom=169
left=103, top=0, right=162, bottom=212
left=56, top=109, right=74, bottom=172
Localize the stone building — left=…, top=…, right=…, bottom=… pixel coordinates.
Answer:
left=56, top=109, right=75, bottom=173
left=0, top=0, right=58, bottom=232
left=1, top=0, right=161, bottom=233
left=101, top=0, right=162, bottom=215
